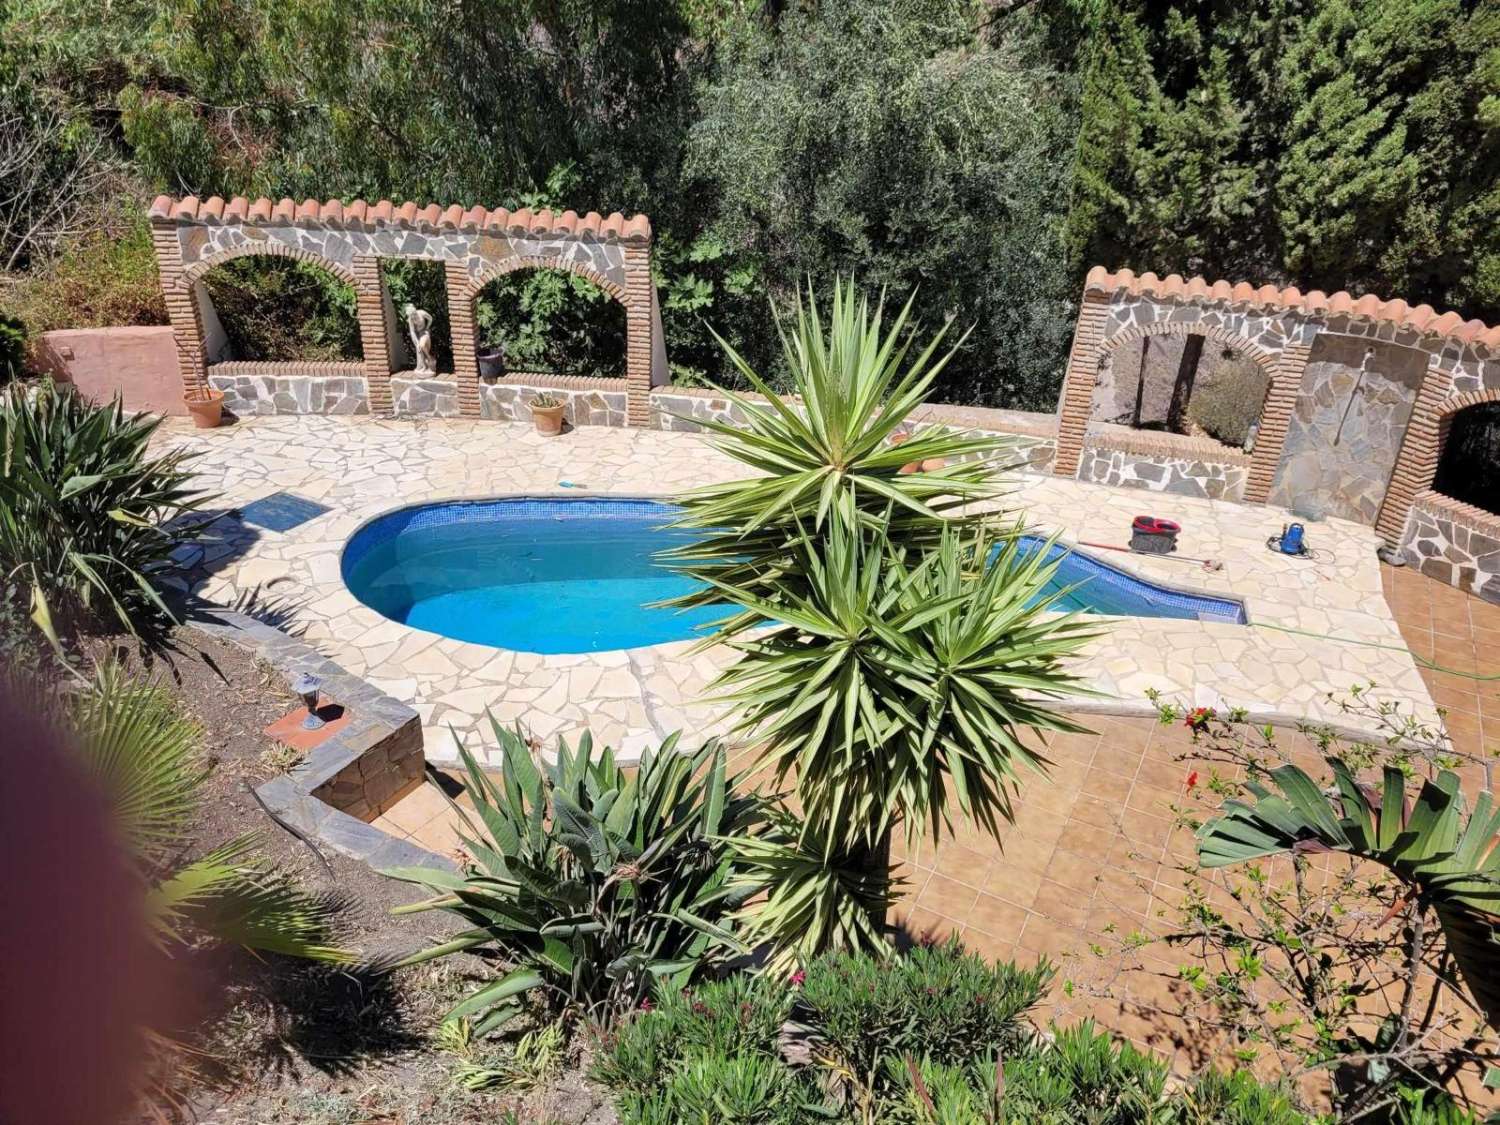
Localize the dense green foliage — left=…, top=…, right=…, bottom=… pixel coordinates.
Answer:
left=0, top=380, right=208, bottom=640
left=0, top=312, right=23, bottom=382
left=384, top=726, right=762, bottom=1032
left=1057, top=0, right=1500, bottom=315
left=665, top=283, right=1095, bottom=964
left=594, top=943, right=1311, bottom=1124
left=10, top=0, right=1495, bottom=406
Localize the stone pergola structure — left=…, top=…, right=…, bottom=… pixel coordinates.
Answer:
left=1055, top=268, right=1500, bottom=562
left=148, top=195, right=666, bottom=424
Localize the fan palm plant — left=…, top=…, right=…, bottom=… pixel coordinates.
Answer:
left=67, top=663, right=348, bottom=960
left=665, top=281, right=1101, bottom=963
left=1197, top=758, right=1500, bottom=1029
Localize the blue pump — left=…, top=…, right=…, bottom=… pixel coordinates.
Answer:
left=1273, top=522, right=1308, bottom=556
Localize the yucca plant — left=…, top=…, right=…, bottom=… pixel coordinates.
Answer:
left=0, top=380, right=209, bottom=642
left=664, top=281, right=1100, bottom=964
left=65, top=663, right=348, bottom=960
left=384, top=725, right=764, bottom=1033
left=662, top=278, right=1015, bottom=633
left=1197, top=759, right=1500, bottom=1029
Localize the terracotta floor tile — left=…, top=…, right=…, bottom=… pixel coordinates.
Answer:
left=916, top=872, right=980, bottom=924
left=1045, top=848, right=1107, bottom=893
left=966, top=893, right=1032, bottom=944
left=984, top=864, right=1043, bottom=910
left=380, top=783, right=451, bottom=835
left=1032, top=878, right=1091, bottom=929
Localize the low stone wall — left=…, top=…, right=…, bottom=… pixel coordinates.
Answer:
left=1078, top=429, right=1250, bottom=501
left=183, top=601, right=450, bottom=871
left=208, top=362, right=369, bottom=416
left=482, top=375, right=630, bottom=427
left=1401, top=490, right=1500, bottom=604
left=650, top=387, right=757, bottom=431
left=392, top=373, right=462, bottom=417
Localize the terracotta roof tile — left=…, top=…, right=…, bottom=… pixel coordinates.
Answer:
left=149, top=195, right=652, bottom=244
left=1085, top=266, right=1498, bottom=352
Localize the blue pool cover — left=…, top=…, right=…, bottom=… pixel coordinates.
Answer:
left=342, top=498, right=1246, bottom=654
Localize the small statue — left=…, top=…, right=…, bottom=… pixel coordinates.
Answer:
left=404, top=303, right=435, bottom=375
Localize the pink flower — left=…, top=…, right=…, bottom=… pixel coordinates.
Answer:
left=790, top=970, right=806, bottom=987
left=639, top=998, right=654, bottom=1011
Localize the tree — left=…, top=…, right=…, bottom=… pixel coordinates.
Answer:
left=685, top=0, right=1078, bottom=408
left=666, top=282, right=1100, bottom=968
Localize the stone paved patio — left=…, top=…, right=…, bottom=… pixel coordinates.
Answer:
left=159, top=414, right=1442, bottom=767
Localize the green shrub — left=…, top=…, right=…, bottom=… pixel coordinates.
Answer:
left=0, top=380, right=208, bottom=640
left=202, top=256, right=361, bottom=362
left=798, top=940, right=1052, bottom=1095
left=1178, top=1067, right=1308, bottom=1125
left=1186, top=352, right=1268, bottom=448
left=384, top=727, right=764, bottom=1034
left=0, top=314, right=25, bottom=383
left=592, top=975, right=793, bottom=1095
left=4, top=214, right=167, bottom=335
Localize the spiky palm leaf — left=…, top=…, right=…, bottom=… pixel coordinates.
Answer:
left=719, top=807, right=896, bottom=974
left=661, top=279, right=1020, bottom=632
left=1197, top=759, right=1500, bottom=1028
left=708, top=516, right=1099, bottom=853
left=69, top=664, right=349, bottom=961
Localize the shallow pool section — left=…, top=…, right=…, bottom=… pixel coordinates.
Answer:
left=1018, top=536, right=1247, bottom=624
left=342, top=498, right=1247, bottom=654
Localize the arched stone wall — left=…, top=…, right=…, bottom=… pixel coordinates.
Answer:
left=149, top=195, right=658, bottom=420
left=448, top=255, right=643, bottom=421
left=1054, top=276, right=1312, bottom=502
left=1059, top=268, right=1500, bottom=524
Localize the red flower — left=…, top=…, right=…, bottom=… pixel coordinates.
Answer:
left=790, top=969, right=806, bottom=987
left=1184, top=770, right=1199, bottom=792
left=639, top=998, right=654, bottom=1011
left=1183, top=707, right=1213, bottom=733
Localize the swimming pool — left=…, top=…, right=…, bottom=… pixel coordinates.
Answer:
left=341, top=498, right=1246, bottom=654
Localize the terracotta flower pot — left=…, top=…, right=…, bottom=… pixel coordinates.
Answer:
left=185, top=387, right=225, bottom=429
left=531, top=401, right=566, bottom=436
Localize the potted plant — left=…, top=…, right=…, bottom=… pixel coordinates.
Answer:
left=530, top=392, right=566, bottom=436
left=184, top=385, right=225, bottom=429
left=477, top=342, right=505, bottom=380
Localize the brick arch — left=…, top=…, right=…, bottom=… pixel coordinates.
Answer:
left=1098, top=318, right=1279, bottom=378
left=1056, top=303, right=1304, bottom=501
left=1376, top=383, right=1500, bottom=545
left=177, top=241, right=368, bottom=294
left=462, top=255, right=630, bottom=305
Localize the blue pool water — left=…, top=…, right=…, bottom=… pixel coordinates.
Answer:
left=341, top=498, right=1246, bottom=654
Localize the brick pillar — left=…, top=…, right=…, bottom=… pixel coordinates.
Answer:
left=353, top=255, right=395, bottom=416
left=1373, top=362, right=1454, bottom=547
left=444, top=260, right=481, bottom=418
left=622, top=244, right=654, bottom=426
left=1052, top=293, right=1110, bottom=478
left=1243, top=342, right=1312, bottom=504
left=150, top=221, right=207, bottom=397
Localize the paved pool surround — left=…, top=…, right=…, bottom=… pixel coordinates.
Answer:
left=157, top=414, right=1442, bottom=767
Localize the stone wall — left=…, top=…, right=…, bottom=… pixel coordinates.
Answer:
left=1078, top=430, right=1250, bottom=501
left=1401, top=491, right=1500, bottom=605
left=1268, top=335, right=1425, bottom=522
left=392, top=373, right=462, bottom=417
left=208, top=362, right=368, bottom=416
left=483, top=378, right=629, bottom=427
